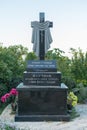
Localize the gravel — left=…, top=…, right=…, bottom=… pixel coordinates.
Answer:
left=0, top=104, right=87, bottom=130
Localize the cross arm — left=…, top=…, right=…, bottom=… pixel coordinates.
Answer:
left=49, top=22, right=53, bottom=27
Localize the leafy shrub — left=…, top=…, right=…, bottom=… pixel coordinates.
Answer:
left=62, top=77, right=76, bottom=91
left=25, top=52, right=37, bottom=61
left=77, top=79, right=87, bottom=87
left=72, top=83, right=87, bottom=103
left=0, top=84, right=8, bottom=97
left=0, top=45, right=28, bottom=90
left=70, top=48, right=87, bottom=85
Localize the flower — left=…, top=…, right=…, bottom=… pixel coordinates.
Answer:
left=67, top=92, right=78, bottom=107
left=72, top=101, right=77, bottom=106
left=1, top=93, right=10, bottom=103
left=1, top=96, right=6, bottom=103
left=1, top=88, right=18, bottom=103
left=4, top=93, right=11, bottom=98
left=0, top=88, right=18, bottom=112
left=10, top=88, right=18, bottom=96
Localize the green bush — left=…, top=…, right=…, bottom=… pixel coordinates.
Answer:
left=70, top=48, right=87, bottom=83
left=0, top=45, right=87, bottom=104
left=0, top=45, right=28, bottom=90
left=72, top=83, right=87, bottom=103
left=62, top=76, right=76, bottom=91
left=0, top=83, right=8, bottom=97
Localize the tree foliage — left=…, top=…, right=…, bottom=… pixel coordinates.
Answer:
left=70, top=48, right=87, bottom=85
left=46, top=48, right=71, bottom=77
left=0, top=44, right=87, bottom=97
left=46, top=48, right=87, bottom=89
left=25, top=52, right=37, bottom=61
left=0, top=45, right=28, bottom=90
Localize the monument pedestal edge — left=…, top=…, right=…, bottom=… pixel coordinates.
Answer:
left=15, top=114, right=70, bottom=122
left=15, top=83, right=70, bottom=121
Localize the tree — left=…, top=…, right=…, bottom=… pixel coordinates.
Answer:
left=25, top=52, right=37, bottom=61
left=0, top=45, right=28, bottom=90
left=70, top=48, right=87, bottom=86
left=46, top=48, right=71, bottom=76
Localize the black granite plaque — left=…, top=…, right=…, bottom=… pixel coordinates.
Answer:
left=26, top=60, right=57, bottom=72
left=23, top=72, right=61, bottom=86
left=18, top=89, right=67, bottom=115
left=15, top=83, right=70, bottom=121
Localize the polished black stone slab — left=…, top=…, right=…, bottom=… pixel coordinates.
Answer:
left=26, top=68, right=57, bottom=72
left=15, top=114, right=70, bottom=121
left=23, top=72, right=61, bottom=86
left=26, top=60, right=57, bottom=72
left=15, top=83, right=70, bottom=121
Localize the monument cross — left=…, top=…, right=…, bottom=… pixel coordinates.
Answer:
left=15, top=12, right=70, bottom=122
left=31, top=12, right=53, bottom=60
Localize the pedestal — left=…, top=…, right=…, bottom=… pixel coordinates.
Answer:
left=15, top=83, right=70, bottom=121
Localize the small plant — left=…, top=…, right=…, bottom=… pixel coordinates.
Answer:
left=67, top=92, right=79, bottom=119
left=0, top=123, right=20, bottom=130
left=72, top=82, right=87, bottom=103
left=0, top=88, right=18, bottom=112
left=69, top=107, right=80, bottom=120
left=67, top=92, right=78, bottom=109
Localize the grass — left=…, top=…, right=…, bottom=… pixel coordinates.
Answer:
left=0, top=123, right=29, bottom=130
left=0, top=124, right=20, bottom=130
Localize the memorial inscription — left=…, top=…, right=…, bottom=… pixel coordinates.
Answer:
left=26, top=60, right=57, bottom=72
left=23, top=72, right=61, bottom=86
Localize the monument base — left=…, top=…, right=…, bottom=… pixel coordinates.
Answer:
left=15, top=83, right=70, bottom=121
left=15, top=114, right=70, bottom=122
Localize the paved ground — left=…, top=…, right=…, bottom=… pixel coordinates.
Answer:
left=0, top=104, right=87, bottom=130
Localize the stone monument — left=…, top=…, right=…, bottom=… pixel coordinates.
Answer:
left=31, top=12, right=53, bottom=60
left=15, top=12, right=70, bottom=121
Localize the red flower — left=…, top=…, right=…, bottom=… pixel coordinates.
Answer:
left=10, top=88, right=18, bottom=96
left=1, top=88, right=18, bottom=104
left=1, top=93, right=10, bottom=103
left=4, top=93, right=11, bottom=98
left=1, top=96, right=7, bottom=103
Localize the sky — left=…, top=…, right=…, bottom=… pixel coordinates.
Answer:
left=0, top=0, right=87, bottom=56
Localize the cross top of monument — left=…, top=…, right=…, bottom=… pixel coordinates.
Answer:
left=39, top=12, right=53, bottom=26
left=31, top=12, right=53, bottom=60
